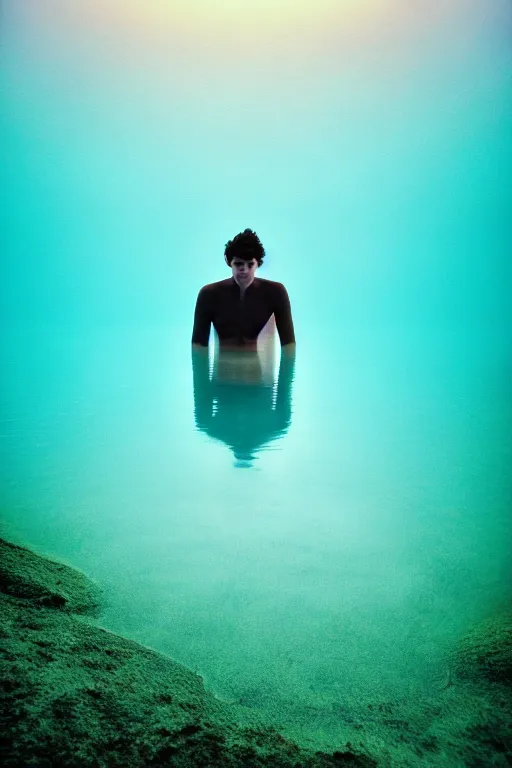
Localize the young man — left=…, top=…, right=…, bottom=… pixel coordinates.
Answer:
left=191, top=229, right=296, bottom=352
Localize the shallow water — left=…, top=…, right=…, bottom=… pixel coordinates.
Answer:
left=1, top=322, right=510, bottom=746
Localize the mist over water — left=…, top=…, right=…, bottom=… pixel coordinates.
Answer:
left=2, top=0, right=510, bottom=332
left=1, top=0, right=511, bottom=750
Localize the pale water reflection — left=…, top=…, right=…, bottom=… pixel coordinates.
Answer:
left=192, top=326, right=295, bottom=468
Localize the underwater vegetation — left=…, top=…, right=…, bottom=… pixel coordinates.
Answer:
left=0, top=536, right=510, bottom=767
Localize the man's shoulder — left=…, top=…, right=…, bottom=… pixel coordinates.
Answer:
left=257, top=278, right=290, bottom=305
left=197, top=278, right=233, bottom=295
left=255, top=277, right=287, bottom=293
left=197, top=277, right=287, bottom=295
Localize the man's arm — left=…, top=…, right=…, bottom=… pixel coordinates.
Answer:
left=191, top=340, right=213, bottom=429
left=281, top=341, right=296, bottom=358
left=191, top=286, right=212, bottom=347
left=274, top=283, right=296, bottom=349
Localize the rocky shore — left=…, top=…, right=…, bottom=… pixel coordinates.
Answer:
left=0, top=536, right=510, bottom=767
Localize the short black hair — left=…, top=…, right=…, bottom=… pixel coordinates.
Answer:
left=224, top=228, right=265, bottom=267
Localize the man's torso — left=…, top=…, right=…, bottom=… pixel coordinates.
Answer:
left=205, top=277, right=281, bottom=345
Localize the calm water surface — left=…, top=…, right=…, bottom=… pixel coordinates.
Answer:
left=1, top=322, right=510, bottom=744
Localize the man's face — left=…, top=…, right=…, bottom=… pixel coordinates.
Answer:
left=230, top=257, right=258, bottom=287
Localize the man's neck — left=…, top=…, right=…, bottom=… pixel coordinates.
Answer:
left=233, top=276, right=255, bottom=294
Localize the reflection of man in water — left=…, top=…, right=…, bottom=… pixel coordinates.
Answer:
left=191, top=228, right=296, bottom=466
left=191, top=342, right=296, bottom=467
left=191, top=228, right=296, bottom=353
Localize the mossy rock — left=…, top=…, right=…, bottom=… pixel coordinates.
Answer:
left=0, top=538, right=102, bottom=616
left=0, top=537, right=379, bottom=768
left=451, top=605, right=512, bottom=687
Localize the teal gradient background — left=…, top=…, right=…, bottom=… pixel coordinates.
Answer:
left=2, top=0, right=510, bottom=331
left=1, top=0, right=511, bottom=757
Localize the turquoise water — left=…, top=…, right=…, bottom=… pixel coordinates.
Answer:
left=1, top=0, right=511, bottom=753
left=1, top=324, right=510, bottom=744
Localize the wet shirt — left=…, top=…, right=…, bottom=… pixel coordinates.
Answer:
left=191, top=277, right=295, bottom=347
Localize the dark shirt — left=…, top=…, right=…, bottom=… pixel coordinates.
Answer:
left=191, top=277, right=295, bottom=347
